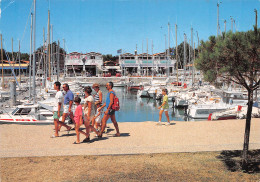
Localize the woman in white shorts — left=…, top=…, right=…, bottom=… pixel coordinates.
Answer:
left=83, top=86, right=99, bottom=142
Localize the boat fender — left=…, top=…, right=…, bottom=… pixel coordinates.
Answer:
left=237, top=105, right=242, bottom=111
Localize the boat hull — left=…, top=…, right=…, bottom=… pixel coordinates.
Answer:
left=0, top=119, right=53, bottom=125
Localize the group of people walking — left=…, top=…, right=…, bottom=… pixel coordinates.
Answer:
left=52, top=81, right=120, bottom=144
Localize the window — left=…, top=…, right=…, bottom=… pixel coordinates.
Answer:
left=13, top=108, right=32, bottom=115
left=12, top=108, right=19, bottom=115
left=90, top=56, right=95, bottom=59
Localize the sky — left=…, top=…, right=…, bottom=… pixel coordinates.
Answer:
left=0, top=0, right=259, bottom=56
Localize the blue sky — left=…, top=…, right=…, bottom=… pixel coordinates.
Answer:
left=0, top=0, right=259, bottom=56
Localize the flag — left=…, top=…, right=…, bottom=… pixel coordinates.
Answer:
left=117, top=49, right=122, bottom=54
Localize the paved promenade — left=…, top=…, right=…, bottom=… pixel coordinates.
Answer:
left=0, top=119, right=259, bottom=158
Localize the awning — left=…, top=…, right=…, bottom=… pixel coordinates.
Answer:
left=1, top=67, right=28, bottom=70
left=104, top=66, right=121, bottom=70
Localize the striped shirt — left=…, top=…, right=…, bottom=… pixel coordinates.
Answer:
left=94, top=90, right=102, bottom=103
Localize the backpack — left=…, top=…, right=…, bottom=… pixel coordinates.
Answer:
left=111, top=92, right=120, bottom=111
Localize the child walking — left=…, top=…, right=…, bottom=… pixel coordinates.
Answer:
left=92, top=101, right=103, bottom=132
left=73, top=97, right=88, bottom=144
left=157, top=88, right=170, bottom=125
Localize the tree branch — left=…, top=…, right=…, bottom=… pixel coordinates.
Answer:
left=237, top=71, right=250, bottom=90
left=252, top=79, right=260, bottom=90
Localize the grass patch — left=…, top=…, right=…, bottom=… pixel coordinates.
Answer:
left=0, top=150, right=259, bottom=182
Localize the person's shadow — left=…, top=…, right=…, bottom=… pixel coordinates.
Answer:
left=105, top=127, right=130, bottom=137
left=216, top=150, right=260, bottom=173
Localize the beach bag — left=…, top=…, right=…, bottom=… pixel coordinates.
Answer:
left=112, top=95, right=120, bottom=111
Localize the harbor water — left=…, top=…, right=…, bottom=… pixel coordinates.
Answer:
left=99, top=87, right=201, bottom=123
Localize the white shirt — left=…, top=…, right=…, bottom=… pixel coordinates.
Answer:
left=53, top=90, right=64, bottom=112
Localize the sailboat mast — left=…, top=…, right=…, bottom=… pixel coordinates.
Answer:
left=1, top=34, right=4, bottom=89
left=51, top=24, right=53, bottom=79
left=29, top=13, right=33, bottom=99
left=12, top=38, right=13, bottom=63
left=43, top=28, right=46, bottom=87
left=184, top=33, right=186, bottom=84
left=57, top=40, right=60, bottom=81
left=230, top=16, right=233, bottom=32
left=19, top=40, right=21, bottom=84
left=175, top=24, right=178, bottom=83
left=188, top=39, right=191, bottom=76
left=146, top=38, right=148, bottom=77
left=193, top=42, right=196, bottom=85
left=142, top=40, right=143, bottom=77
left=224, top=20, right=226, bottom=33
left=63, top=39, right=65, bottom=79
left=152, top=40, right=153, bottom=79
left=164, top=34, right=166, bottom=76
left=33, top=0, right=36, bottom=104
left=168, top=22, right=170, bottom=77
left=48, top=10, right=51, bottom=80
left=217, top=3, right=220, bottom=36
left=191, top=27, right=194, bottom=86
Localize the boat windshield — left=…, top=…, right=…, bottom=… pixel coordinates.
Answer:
left=11, top=108, right=20, bottom=115
left=12, top=108, right=32, bottom=115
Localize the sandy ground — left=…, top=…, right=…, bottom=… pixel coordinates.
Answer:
left=0, top=119, right=259, bottom=158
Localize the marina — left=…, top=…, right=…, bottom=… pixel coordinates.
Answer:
left=0, top=76, right=259, bottom=125
left=0, top=1, right=259, bottom=180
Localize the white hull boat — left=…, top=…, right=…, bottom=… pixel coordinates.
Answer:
left=210, top=105, right=260, bottom=120
left=187, top=104, right=230, bottom=119
left=113, top=81, right=126, bottom=87
left=0, top=104, right=54, bottom=125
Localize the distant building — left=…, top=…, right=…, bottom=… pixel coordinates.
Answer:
left=119, top=52, right=176, bottom=76
left=0, top=60, right=29, bottom=76
left=65, top=52, right=103, bottom=76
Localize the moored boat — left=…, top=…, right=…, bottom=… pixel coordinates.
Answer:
left=0, top=104, right=53, bottom=125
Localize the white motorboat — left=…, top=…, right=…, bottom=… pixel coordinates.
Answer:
left=0, top=104, right=53, bottom=125
left=187, top=103, right=230, bottom=119
left=210, top=105, right=260, bottom=120
left=138, top=85, right=161, bottom=98
left=175, top=97, right=189, bottom=107
left=0, top=90, right=10, bottom=102
left=113, top=80, right=126, bottom=87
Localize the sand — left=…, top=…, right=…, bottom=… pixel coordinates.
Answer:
left=0, top=119, right=259, bottom=158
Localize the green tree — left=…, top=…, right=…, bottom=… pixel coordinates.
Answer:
left=195, top=27, right=260, bottom=170
left=102, top=54, right=119, bottom=65
left=0, top=49, right=7, bottom=60
left=171, top=42, right=199, bottom=69
left=35, top=42, right=66, bottom=72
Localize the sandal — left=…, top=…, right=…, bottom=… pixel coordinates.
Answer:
left=73, top=141, right=80, bottom=144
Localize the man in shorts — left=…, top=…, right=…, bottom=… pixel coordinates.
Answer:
left=52, top=81, right=72, bottom=137
left=98, top=82, right=120, bottom=137
left=59, top=83, right=75, bottom=130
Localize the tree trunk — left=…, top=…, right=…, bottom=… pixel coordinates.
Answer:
left=242, top=89, right=253, bottom=170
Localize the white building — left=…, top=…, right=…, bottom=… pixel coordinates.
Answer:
left=119, top=52, right=176, bottom=76
left=65, top=52, right=103, bottom=76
